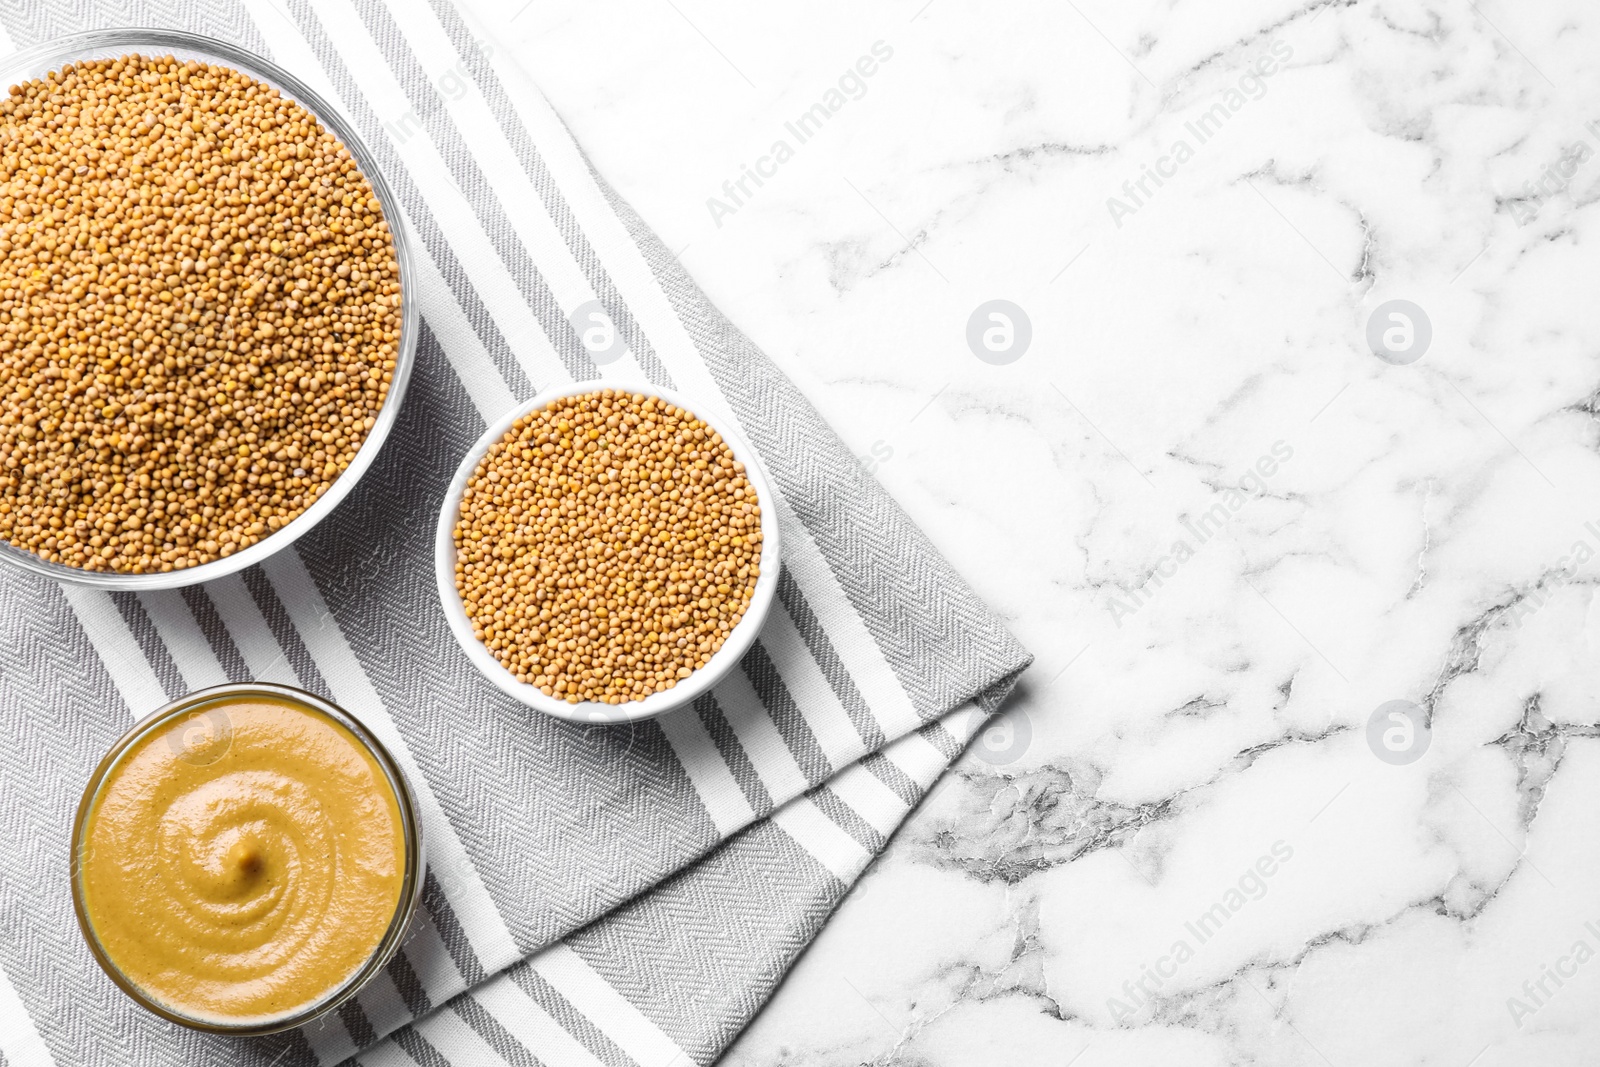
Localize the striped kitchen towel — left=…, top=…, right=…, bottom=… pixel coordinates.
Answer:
left=0, top=0, right=1031, bottom=1064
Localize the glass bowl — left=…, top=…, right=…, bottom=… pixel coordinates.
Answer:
left=434, top=381, right=783, bottom=724
left=70, top=683, right=426, bottom=1035
left=0, top=28, right=417, bottom=590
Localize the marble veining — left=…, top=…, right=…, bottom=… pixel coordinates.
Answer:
left=472, top=0, right=1600, bottom=1062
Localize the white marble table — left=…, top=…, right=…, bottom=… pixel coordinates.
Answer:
left=469, top=0, right=1600, bottom=1062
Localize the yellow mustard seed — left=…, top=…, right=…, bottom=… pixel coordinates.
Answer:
left=454, top=389, right=763, bottom=704
left=0, top=54, right=401, bottom=574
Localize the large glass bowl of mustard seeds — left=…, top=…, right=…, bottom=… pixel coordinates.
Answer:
left=0, top=29, right=417, bottom=590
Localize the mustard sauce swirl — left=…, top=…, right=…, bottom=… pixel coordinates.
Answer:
left=79, top=696, right=405, bottom=1023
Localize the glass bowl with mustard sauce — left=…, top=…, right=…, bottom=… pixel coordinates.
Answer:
left=70, top=683, right=424, bottom=1034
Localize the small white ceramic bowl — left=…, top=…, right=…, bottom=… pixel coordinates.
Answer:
left=435, top=381, right=780, bottom=724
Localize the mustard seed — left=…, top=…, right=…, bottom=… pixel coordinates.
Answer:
left=0, top=55, right=401, bottom=574
left=454, top=389, right=763, bottom=704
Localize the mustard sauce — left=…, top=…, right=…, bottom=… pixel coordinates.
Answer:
left=78, top=696, right=405, bottom=1023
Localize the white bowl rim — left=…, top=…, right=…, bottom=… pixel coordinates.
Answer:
left=0, top=27, right=419, bottom=591
left=434, top=381, right=782, bottom=724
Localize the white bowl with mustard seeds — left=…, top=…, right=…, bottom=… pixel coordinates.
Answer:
left=434, top=381, right=781, bottom=724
